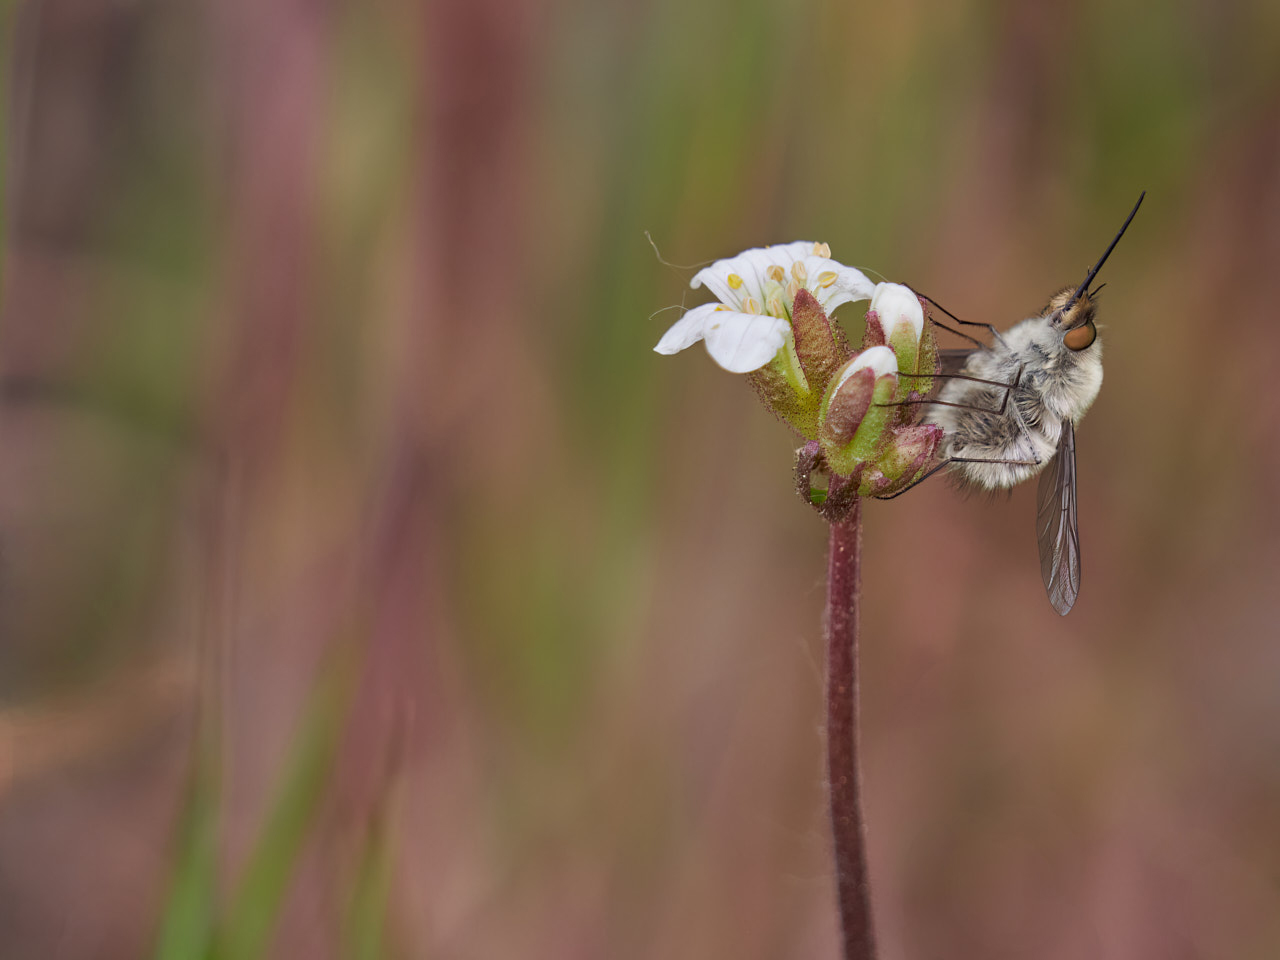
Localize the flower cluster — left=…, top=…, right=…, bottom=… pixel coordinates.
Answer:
left=654, top=241, right=944, bottom=516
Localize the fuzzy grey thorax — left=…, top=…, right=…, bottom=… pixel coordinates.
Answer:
left=1000, top=310, right=1104, bottom=424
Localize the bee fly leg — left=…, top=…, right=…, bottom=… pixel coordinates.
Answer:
left=873, top=452, right=1043, bottom=501
left=894, top=367, right=1021, bottom=390
left=913, top=291, right=1011, bottom=349
left=872, top=459, right=955, bottom=500
left=927, top=317, right=985, bottom=349
left=950, top=454, right=1041, bottom=468
left=878, top=396, right=996, bottom=413
left=876, top=363, right=1024, bottom=415
left=989, top=362, right=1024, bottom=416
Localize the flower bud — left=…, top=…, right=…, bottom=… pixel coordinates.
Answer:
left=869, top=282, right=925, bottom=376
left=858, top=423, right=943, bottom=497
left=818, top=346, right=898, bottom=477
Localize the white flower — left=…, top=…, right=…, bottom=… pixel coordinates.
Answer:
left=654, top=241, right=877, bottom=373
left=869, top=282, right=924, bottom=345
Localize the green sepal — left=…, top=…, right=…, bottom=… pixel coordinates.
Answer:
left=888, top=320, right=920, bottom=384
left=902, top=295, right=939, bottom=397
left=746, top=340, right=822, bottom=439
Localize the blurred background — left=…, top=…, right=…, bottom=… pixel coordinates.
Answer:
left=0, top=0, right=1278, bottom=957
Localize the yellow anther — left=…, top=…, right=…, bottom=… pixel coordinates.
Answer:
left=766, top=265, right=785, bottom=283
left=727, top=273, right=744, bottom=290
left=812, top=242, right=831, bottom=258
left=742, top=296, right=761, bottom=314
left=767, top=295, right=785, bottom=317
left=790, top=261, right=808, bottom=283
left=818, top=270, right=838, bottom=287
left=787, top=279, right=801, bottom=299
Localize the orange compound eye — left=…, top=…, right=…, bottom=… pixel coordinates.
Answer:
left=1063, top=321, right=1097, bottom=351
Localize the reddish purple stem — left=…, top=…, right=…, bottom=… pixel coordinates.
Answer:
left=825, top=498, right=876, bottom=960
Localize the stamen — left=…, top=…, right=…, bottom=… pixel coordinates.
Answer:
left=813, top=242, right=831, bottom=258
left=767, top=295, right=786, bottom=317
left=791, top=261, right=808, bottom=283
left=766, top=265, right=785, bottom=283
left=742, top=296, right=761, bottom=314
left=818, top=270, right=837, bottom=288
left=727, top=273, right=744, bottom=290
left=787, top=279, right=801, bottom=299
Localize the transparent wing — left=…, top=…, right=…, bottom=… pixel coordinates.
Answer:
left=1036, top=420, right=1081, bottom=616
left=938, top=347, right=976, bottom=376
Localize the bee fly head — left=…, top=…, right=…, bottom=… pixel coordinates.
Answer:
left=1051, top=289, right=1099, bottom=351
left=1050, top=190, right=1146, bottom=353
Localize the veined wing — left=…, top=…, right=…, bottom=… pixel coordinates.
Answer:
left=1036, top=420, right=1081, bottom=616
left=938, top=347, right=977, bottom=376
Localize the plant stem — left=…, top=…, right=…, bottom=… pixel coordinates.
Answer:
left=825, top=497, right=876, bottom=960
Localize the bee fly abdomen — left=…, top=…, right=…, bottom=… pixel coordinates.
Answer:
left=930, top=375, right=1062, bottom=490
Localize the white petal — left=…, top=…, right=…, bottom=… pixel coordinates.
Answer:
left=833, top=345, right=897, bottom=390
left=735, top=242, right=817, bottom=279
left=870, top=282, right=924, bottom=342
left=765, top=241, right=822, bottom=263
left=805, top=257, right=877, bottom=313
left=701, top=310, right=791, bottom=373
left=692, top=255, right=757, bottom=308
left=653, top=303, right=720, bottom=355
left=691, top=241, right=817, bottom=308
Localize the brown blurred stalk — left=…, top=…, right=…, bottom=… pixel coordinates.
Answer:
left=825, top=499, right=876, bottom=960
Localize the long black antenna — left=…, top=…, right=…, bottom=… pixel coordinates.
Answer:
left=1065, top=191, right=1145, bottom=310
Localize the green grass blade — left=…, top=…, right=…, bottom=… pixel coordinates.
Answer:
left=341, top=799, right=397, bottom=960
left=208, top=646, right=357, bottom=960
left=151, top=753, right=221, bottom=960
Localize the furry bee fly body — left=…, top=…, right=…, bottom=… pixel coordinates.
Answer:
left=901, top=192, right=1145, bottom=614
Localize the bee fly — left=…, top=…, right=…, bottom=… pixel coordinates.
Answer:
left=882, top=193, right=1145, bottom=616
